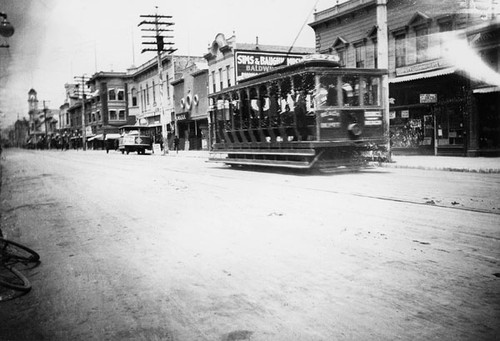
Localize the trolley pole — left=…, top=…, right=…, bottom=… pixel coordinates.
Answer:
left=74, top=75, right=90, bottom=151
left=138, top=7, right=177, bottom=155
left=376, top=0, right=391, bottom=161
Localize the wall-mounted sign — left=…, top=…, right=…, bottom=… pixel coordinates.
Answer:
left=401, top=110, right=410, bottom=118
left=176, top=113, right=189, bottom=121
left=235, top=51, right=305, bottom=81
left=389, top=111, right=396, bottom=119
left=420, top=94, right=437, bottom=103
left=396, top=59, right=449, bottom=76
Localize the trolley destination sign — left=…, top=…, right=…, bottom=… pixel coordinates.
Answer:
left=235, top=51, right=304, bottom=81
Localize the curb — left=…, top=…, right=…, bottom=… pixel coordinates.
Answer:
left=378, top=162, right=500, bottom=174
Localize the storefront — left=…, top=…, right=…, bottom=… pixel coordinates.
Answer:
left=389, top=69, right=468, bottom=156
left=175, top=112, right=208, bottom=150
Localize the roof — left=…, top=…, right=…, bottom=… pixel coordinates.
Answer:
left=235, top=43, right=314, bottom=54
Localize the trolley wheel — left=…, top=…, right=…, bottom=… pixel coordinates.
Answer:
left=0, top=238, right=40, bottom=263
left=126, top=150, right=130, bottom=155
left=0, top=265, right=31, bottom=292
left=121, top=150, right=125, bottom=154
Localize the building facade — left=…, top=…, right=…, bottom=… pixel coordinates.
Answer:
left=171, top=61, right=209, bottom=150
left=310, top=0, right=500, bottom=156
left=125, top=54, right=205, bottom=149
left=203, top=33, right=315, bottom=149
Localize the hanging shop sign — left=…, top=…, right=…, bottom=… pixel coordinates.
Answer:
left=420, top=94, right=437, bottom=103
left=235, top=51, right=305, bottom=81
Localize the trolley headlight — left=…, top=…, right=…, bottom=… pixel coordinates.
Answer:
left=348, top=123, right=362, bottom=136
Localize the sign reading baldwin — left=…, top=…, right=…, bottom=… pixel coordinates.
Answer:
left=235, top=51, right=305, bottom=81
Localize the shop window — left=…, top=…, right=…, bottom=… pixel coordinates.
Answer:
left=108, top=88, right=116, bottom=101
left=109, top=110, right=117, bottom=120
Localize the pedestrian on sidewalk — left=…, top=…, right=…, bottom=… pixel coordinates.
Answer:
left=174, top=135, right=180, bottom=154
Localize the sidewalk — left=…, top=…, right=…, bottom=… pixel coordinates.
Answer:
left=380, top=155, right=500, bottom=173
left=163, top=150, right=500, bottom=173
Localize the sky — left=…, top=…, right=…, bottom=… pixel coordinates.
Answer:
left=0, top=0, right=334, bottom=127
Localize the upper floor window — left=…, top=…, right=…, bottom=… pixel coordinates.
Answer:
left=109, top=110, right=117, bottom=120
left=373, top=40, right=378, bottom=68
left=219, top=68, right=223, bottom=90
left=212, top=71, right=216, bottom=93
left=97, top=111, right=101, bottom=121
left=117, top=89, right=124, bottom=101
left=146, top=83, right=150, bottom=105
left=152, top=81, right=156, bottom=104
left=131, top=88, right=138, bottom=107
left=118, top=110, right=125, bottom=120
left=226, top=65, right=231, bottom=87
left=108, top=89, right=116, bottom=101
left=415, top=26, right=429, bottom=63
left=438, top=19, right=453, bottom=57
left=354, top=42, right=366, bottom=68
left=395, top=33, right=406, bottom=67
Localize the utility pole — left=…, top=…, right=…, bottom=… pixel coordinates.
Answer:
left=376, top=0, right=391, bottom=161
left=74, top=75, right=90, bottom=150
left=138, top=7, right=176, bottom=154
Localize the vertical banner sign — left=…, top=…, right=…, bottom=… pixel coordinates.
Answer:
left=235, top=51, right=305, bottom=82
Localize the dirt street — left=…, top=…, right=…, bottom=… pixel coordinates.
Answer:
left=1, top=149, right=499, bottom=340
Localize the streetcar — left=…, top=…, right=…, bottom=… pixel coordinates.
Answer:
left=118, top=125, right=152, bottom=155
left=208, top=54, right=389, bottom=171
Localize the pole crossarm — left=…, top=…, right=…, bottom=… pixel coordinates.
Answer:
left=140, top=14, right=173, bottom=18
left=138, top=21, right=174, bottom=26
left=141, top=48, right=177, bottom=54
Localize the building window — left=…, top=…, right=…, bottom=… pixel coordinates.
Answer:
left=395, top=33, right=406, bottom=67
left=355, top=43, right=366, bottom=68
left=131, top=88, right=138, bottom=107
left=226, top=65, right=231, bottom=87
left=108, top=88, right=116, bottom=101
left=152, top=81, right=156, bottom=104
left=118, top=110, right=125, bottom=120
left=146, top=83, right=150, bottom=105
left=212, top=71, right=216, bottom=93
left=372, top=39, right=378, bottom=68
left=415, top=26, right=429, bottom=63
left=336, top=48, right=347, bottom=67
left=91, top=113, right=96, bottom=122
left=117, top=89, right=124, bottom=101
left=109, top=110, right=117, bottom=120
left=219, top=68, right=223, bottom=90
left=97, top=111, right=101, bottom=121
left=439, top=20, right=453, bottom=57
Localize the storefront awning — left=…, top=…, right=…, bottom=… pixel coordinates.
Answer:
left=105, top=133, right=121, bottom=140
left=390, top=67, right=456, bottom=83
left=473, top=86, right=500, bottom=94
left=87, top=134, right=101, bottom=141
